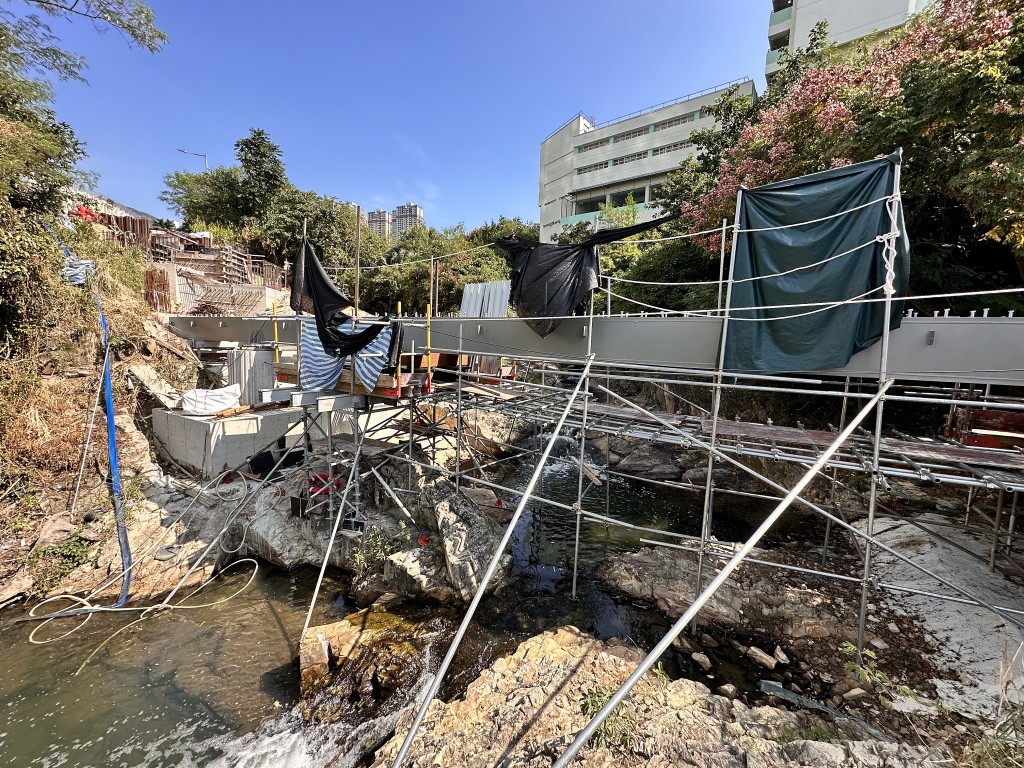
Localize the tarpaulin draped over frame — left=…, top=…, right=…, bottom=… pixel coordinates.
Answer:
left=289, top=238, right=386, bottom=356
left=724, top=152, right=910, bottom=373
left=495, top=214, right=677, bottom=338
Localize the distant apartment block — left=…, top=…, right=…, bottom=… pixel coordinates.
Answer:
left=367, top=209, right=392, bottom=239
left=392, top=203, right=424, bottom=239
left=538, top=80, right=756, bottom=243
left=766, top=0, right=932, bottom=76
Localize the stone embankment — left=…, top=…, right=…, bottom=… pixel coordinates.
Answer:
left=369, top=626, right=948, bottom=767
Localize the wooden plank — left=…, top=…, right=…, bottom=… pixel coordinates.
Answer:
left=700, top=419, right=837, bottom=447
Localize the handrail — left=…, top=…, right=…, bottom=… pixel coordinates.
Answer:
left=390, top=354, right=597, bottom=768
left=593, top=77, right=751, bottom=127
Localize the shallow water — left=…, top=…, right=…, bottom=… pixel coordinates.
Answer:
left=0, top=567, right=352, bottom=767
left=0, top=445, right=772, bottom=767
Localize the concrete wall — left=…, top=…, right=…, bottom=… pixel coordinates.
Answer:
left=152, top=407, right=308, bottom=478
left=791, top=0, right=918, bottom=48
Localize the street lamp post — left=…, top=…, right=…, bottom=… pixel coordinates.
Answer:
left=177, top=148, right=208, bottom=171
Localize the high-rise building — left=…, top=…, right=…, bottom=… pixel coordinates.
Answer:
left=766, top=0, right=932, bottom=77
left=538, top=80, right=756, bottom=243
left=367, top=209, right=392, bottom=239
left=392, top=203, right=424, bottom=239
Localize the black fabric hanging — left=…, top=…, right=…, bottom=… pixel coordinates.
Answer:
left=289, top=239, right=386, bottom=356
left=495, top=214, right=677, bottom=338
left=724, top=151, right=910, bottom=373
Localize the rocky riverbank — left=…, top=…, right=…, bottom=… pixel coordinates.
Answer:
left=370, top=625, right=949, bottom=767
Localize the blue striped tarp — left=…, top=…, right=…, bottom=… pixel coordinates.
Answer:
left=299, top=318, right=394, bottom=393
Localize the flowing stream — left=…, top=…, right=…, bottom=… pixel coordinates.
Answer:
left=0, top=437, right=775, bottom=767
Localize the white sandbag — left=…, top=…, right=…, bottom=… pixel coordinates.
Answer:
left=180, top=383, right=242, bottom=415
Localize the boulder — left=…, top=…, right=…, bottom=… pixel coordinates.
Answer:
left=384, top=547, right=455, bottom=602
left=299, top=595, right=455, bottom=716
left=430, top=481, right=510, bottom=602
left=596, top=546, right=844, bottom=639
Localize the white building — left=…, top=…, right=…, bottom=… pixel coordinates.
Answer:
left=766, top=0, right=932, bottom=76
left=367, top=209, right=392, bottom=239
left=392, top=203, right=424, bottom=239
left=538, top=80, right=756, bottom=243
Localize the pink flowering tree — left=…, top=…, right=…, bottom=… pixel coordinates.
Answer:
left=643, top=0, right=1024, bottom=311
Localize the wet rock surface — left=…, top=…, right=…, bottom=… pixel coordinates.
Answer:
left=299, top=594, right=454, bottom=719
left=371, top=626, right=948, bottom=767
left=596, top=545, right=845, bottom=639
left=429, top=479, right=510, bottom=601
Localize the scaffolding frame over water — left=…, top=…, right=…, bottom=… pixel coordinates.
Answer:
left=167, top=166, right=1024, bottom=767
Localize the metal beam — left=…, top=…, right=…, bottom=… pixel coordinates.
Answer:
left=168, top=314, right=1024, bottom=386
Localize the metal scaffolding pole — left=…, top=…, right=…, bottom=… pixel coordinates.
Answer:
left=390, top=354, right=596, bottom=768
left=694, top=188, right=741, bottom=632
left=824, top=376, right=852, bottom=565
left=552, top=382, right=891, bottom=768
left=856, top=165, right=900, bottom=659
left=455, top=325, right=464, bottom=492
left=572, top=294, right=596, bottom=599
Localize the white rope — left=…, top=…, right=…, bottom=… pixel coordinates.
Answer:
left=725, top=286, right=885, bottom=322
left=735, top=195, right=895, bottom=234
left=324, top=242, right=497, bottom=272
left=605, top=288, right=675, bottom=313
left=606, top=234, right=886, bottom=289
left=626, top=223, right=730, bottom=244
left=695, top=285, right=1024, bottom=316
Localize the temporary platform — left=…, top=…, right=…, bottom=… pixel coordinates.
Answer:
left=163, top=154, right=1024, bottom=768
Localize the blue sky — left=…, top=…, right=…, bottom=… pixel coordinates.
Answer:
left=46, top=1, right=770, bottom=231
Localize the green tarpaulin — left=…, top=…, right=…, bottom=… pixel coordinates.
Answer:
left=724, top=151, right=910, bottom=373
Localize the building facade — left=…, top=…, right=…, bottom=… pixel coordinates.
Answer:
left=367, top=209, right=392, bottom=239
left=538, top=80, right=756, bottom=243
left=392, top=203, right=424, bottom=239
left=766, top=0, right=932, bottom=76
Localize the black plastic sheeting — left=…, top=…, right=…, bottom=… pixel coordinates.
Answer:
left=289, top=239, right=386, bottom=357
left=724, top=152, right=910, bottom=373
left=495, top=215, right=677, bottom=337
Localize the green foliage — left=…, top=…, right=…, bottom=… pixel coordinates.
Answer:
left=234, top=127, right=286, bottom=221
left=0, top=0, right=165, bottom=83
left=357, top=222, right=509, bottom=315
left=0, top=52, right=86, bottom=213
left=159, top=166, right=244, bottom=228
left=552, top=220, right=593, bottom=245
left=775, top=721, right=841, bottom=744
left=467, top=215, right=538, bottom=245
left=579, top=685, right=639, bottom=751
left=160, top=127, right=288, bottom=232
left=651, top=661, right=671, bottom=686
left=841, top=641, right=891, bottom=687
left=352, top=522, right=413, bottom=574
left=0, top=206, right=64, bottom=354
left=28, top=533, right=93, bottom=596
left=959, top=704, right=1024, bottom=768
left=651, top=1, right=1024, bottom=313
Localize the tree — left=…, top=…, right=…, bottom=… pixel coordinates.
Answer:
left=160, top=127, right=287, bottom=232
left=159, top=166, right=243, bottom=228
left=0, top=55, right=85, bottom=212
left=0, top=0, right=165, bottom=82
left=650, top=0, right=1024, bottom=312
left=0, top=0, right=162, bottom=213
left=234, top=128, right=285, bottom=221
left=467, top=216, right=539, bottom=245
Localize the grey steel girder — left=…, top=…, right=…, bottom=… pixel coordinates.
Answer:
left=166, top=314, right=1024, bottom=386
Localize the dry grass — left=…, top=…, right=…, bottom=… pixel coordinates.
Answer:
left=0, top=211, right=197, bottom=594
